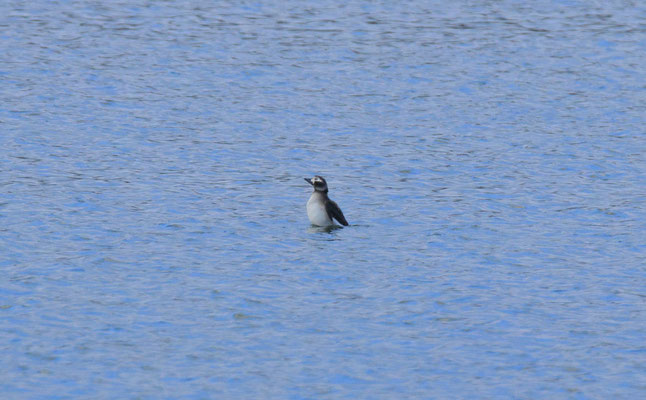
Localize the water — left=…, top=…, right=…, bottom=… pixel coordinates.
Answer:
left=2, top=1, right=645, bottom=398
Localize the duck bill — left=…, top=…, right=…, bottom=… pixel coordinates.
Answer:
left=304, top=178, right=313, bottom=186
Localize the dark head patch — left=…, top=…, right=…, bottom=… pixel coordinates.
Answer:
left=311, top=176, right=328, bottom=192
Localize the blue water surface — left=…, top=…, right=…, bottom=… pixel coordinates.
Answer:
left=1, top=1, right=645, bottom=398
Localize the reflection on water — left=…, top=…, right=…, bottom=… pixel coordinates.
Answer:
left=307, top=225, right=345, bottom=234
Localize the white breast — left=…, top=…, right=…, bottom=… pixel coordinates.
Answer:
left=307, top=193, right=333, bottom=226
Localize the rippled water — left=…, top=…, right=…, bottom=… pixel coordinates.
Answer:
left=2, top=1, right=646, bottom=398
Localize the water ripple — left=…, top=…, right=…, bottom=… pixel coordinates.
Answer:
left=1, top=0, right=645, bottom=398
